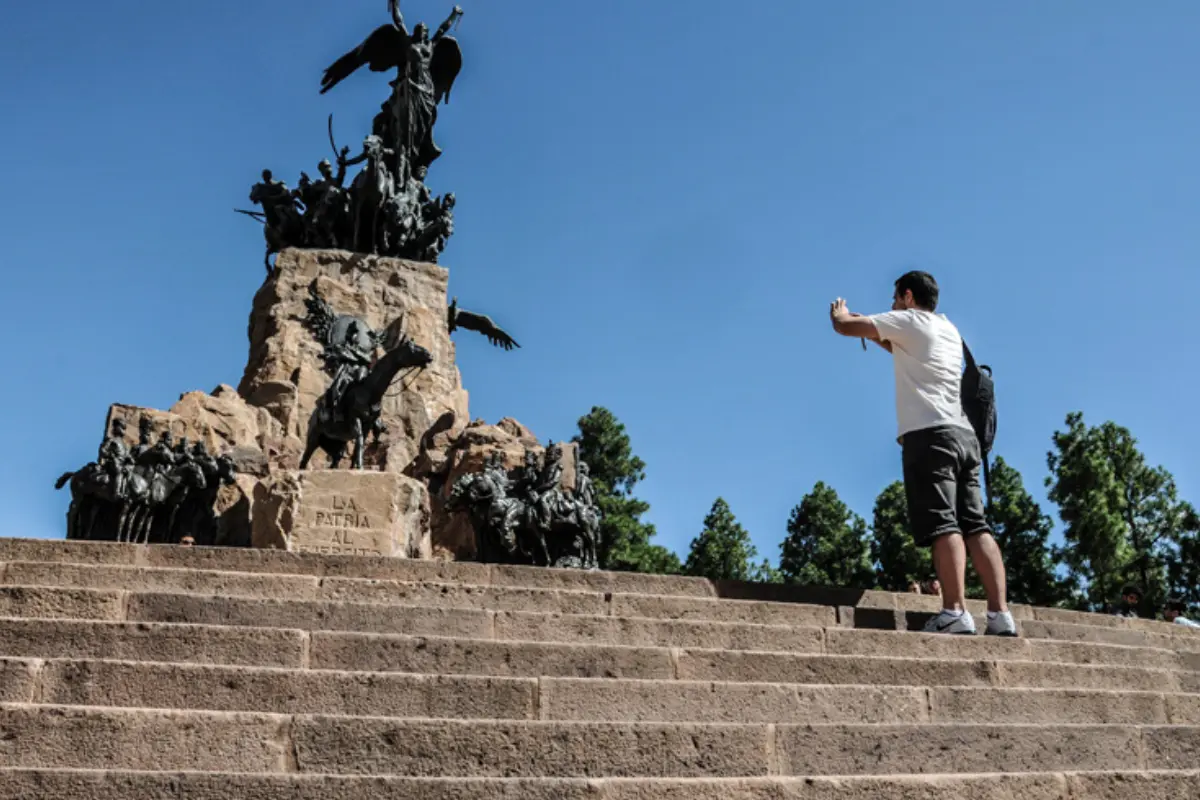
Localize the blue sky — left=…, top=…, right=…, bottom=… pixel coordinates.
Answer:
left=3, top=1, right=1198, bottom=565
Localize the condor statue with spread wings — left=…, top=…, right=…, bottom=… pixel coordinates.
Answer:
left=321, top=0, right=464, bottom=181
left=447, top=297, right=520, bottom=351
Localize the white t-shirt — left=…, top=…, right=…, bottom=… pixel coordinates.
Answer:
left=867, top=309, right=974, bottom=440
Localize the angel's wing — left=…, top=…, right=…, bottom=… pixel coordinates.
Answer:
left=302, top=282, right=338, bottom=344
left=453, top=307, right=520, bottom=351
left=321, top=24, right=406, bottom=95
left=430, top=36, right=463, bottom=104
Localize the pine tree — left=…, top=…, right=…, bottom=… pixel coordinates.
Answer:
left=683, top=498, right=759, bottom=582
left=1046, top=412, right=1194, bottom=611
left=572, top=407, right=680, bottom=573
left=870, top=481, right=931, bottom=591
left=985, top=456, right=1072, bottom=606
left=779, top=482, right=875, bottom=588
left=1168, top=517, right=1200, bottom=608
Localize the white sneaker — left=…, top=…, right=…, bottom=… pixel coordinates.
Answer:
left=922, top=610, right=977, bottom=635
left=985, top=610, right=1018, bottom=637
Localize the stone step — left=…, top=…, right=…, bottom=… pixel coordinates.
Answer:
left=0, top=584, right=1194, bottom=673
left=0, top=615, right=1191, bottom=690
left=0, top=585, right=832, bottom=646
left=13, top=538, right=1196, bottom=638
left=3, top=769, right=1198, bottom=800
left=0, top=564, right=841, bottom=627
left=1021, top=618, right=1200, bottom=653
left=0, top=539, right=715, bottom=598
left=0, top=618, right=308, bottom=668
left=311, top=631, right=1199, bottom=692
left=11, top=657, right=1198, bottom=725
left=1, top=587, right=1193, bottom=678
left=0, top=705, right=1194, bottom=776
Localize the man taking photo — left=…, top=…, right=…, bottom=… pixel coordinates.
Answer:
left=829, top=270, right=1016, bottom=637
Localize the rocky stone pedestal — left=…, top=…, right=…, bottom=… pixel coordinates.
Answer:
left=239, top=248, right=470, bottom=472
left=86, top=248, right=561, bottom=561
left=251, top=470, right=430, bottom=558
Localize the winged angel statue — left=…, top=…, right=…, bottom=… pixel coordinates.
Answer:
left=321, top=0, right=464, bottom=183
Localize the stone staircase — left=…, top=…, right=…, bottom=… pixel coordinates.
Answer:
left=0, top=538, right=1195, bottom=798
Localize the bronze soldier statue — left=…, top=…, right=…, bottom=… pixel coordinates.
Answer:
left=97, top=419, right=131, bottom=500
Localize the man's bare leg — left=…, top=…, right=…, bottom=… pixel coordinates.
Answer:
left=931, top=533, right=967, bottom=612
left=965, top=532, right=1009, bottom=613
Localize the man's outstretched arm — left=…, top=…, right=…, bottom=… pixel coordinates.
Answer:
left=829, top=298, right=892, bottom=351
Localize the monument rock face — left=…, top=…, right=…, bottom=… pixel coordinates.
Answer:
left=238, top=248, right=470, bottom=472
left=104, top=387, right=280, bottom=547
left=251, top=469, right=430, bottom=558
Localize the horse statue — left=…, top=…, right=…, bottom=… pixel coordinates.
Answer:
left=55, top=463, right=122, bottom=541
left=446, top=468, right=548, bottom=566
left=299, top=334, right=433, bottom=470
left=174, top=454, right=239, bottom=546
left=445, top=450, right=600, bottom=570
left=343, top=134, right=396, bottom=254
left=116, top=458, right=210, bottom=545
left=56, top=445, right=230, bottom=545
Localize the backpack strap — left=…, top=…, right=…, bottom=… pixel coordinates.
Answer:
left=962, top=339, right=976, bottom=368
left=962, top=339, right=991, bottom=376
left=962, top=337, right=994, bottom=511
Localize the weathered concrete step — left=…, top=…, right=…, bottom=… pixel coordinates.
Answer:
left=0, top=585, right=832, bottom=647
left=2, top=770, right=1197, bottom=800
left=9, top=658, right=1196, bottom=725
left=1, top=561, right=610, bottom=616
left=541, top=678, right=1200, bottom=725
left=1021, top=618, right=1200, bottom=653
left=0, top=705, right=1195, bottom=776
left=1, top=565, right=850, bottom=629
left=820, top=626, right=1194, bottom=671
left=0, top=617, right=306, bottom=667
left=0, top=616, right=1191, bottom=690
left=1, top=585, right=1194, bottom=671
left=313, top=631, right=1200, bottom=692
left=6, top=769, right=1200, bottom=800
left=0, top=539, right=717, bottom=598
left=13, top=659, right=537, bottom=719
left=13, top=538, right=1200, bottom=641
left=1029, top=604, right=1200, bottom=637
left=18, top=562, right=1198, bottom=657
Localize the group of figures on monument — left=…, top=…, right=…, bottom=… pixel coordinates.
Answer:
left=242, top=1, right=465, bottom=270
left=447, top=444, right=601, bottom=570
left=55, top=418, right=237, bottom=545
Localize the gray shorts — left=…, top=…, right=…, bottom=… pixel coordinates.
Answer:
left=900, top=424, right=990, bottom=546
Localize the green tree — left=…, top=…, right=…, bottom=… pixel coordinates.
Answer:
left=779, top=482, right=875, bottom=588
left=1168, top=520, right=1200, bottom=608
left=750, top=559, right=784, bottom=584
left=1046, top=412, right=1195, bottom=611
left=985, top=456, right=1073, bottom=606
left=683, top=498, right=760, bottom=581
left=572, top=406, right=679, bottom=573
left=870, top=481, right=931, bottom=591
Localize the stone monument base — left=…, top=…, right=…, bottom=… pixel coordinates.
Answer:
left=251, top=470, right=431, bottom=558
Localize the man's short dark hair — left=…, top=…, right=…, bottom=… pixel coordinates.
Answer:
left=1121, top=584, right=1143, bottom=598
left=1166, top=598, right=1187, bottom=613
left=895, top=271, right=939, bottom=311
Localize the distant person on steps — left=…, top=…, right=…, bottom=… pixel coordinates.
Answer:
left=1113, top=585, right=1142, bottom=618
left=1164, top=598, right=1200, bottom=628
left=829, top=270, right=1016, bottom=636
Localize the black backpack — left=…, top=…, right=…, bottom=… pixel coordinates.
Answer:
left=961, top=341, right=996, bottom=501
